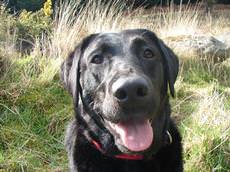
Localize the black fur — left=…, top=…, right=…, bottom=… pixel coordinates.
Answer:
left=61, top=29, right=183, bottom=172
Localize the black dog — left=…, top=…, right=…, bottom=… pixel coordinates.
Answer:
left=61, top=29, right=183, bottom=172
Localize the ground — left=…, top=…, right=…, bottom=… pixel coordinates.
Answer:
left=0, top=1, right=230, bottom=172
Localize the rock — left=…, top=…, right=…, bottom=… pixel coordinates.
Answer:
left=216, top=32, right=230, bottom=48
left=194, top=36, right=229, bottom=60
left=166, top=35, right=230, bottom=62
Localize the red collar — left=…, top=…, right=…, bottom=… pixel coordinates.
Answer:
left=91, top=131, right=172, bottom=160
left=91, top=140, right=144, bottom=160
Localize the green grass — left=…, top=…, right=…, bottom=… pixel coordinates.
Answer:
left=0, top=56, right=72, bottom=171
left=174, top=58, right=230, bottom=172
left=0, top=74, right=72, bottom=171
left=0, top=1, right=230, bottom=171
left=1, top=54, right=229, bottom=172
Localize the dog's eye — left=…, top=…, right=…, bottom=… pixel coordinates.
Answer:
left=91, top=55, right=104, bottom=64
left=143, top=49, right=154, bottom=59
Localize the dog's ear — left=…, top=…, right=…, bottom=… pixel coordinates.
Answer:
left=60, top=34, right=98, bottom=96
left=139, top=29, right=179, bottom=97
left=60, top=49, right=76, bottom=94
left=158, top=39, right=179, bottom=97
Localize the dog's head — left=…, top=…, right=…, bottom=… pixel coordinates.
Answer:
left=61, top=29, right=178, bottom=155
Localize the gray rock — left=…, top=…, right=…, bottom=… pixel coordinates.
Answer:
left=216, top=32, right=230, bottom=48
left=167, top=35, right=230, bottom=62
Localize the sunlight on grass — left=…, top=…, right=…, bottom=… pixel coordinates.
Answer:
left=156, top=2, right=202, bottom=38
left=1, top=0, right=230, bottom=171
left=182, top=87, right=230, bottom=171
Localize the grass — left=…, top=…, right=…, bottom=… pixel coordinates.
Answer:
left=0, top=0, right=230, bottom=171
left=172, top=57, right=230, bottom=171
left=0, top=75, right=72, bottom=171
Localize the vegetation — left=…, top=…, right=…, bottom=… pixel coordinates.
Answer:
left=6, top=0, right=46, bottom=12
left=4, top=0, right=230, bottom=12
left=0, top=0, right=229, bottom=171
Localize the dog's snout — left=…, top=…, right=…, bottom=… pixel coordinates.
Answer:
left=112, top=77, right=149, bottom=103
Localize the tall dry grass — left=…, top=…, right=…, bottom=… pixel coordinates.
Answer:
left=0, top=5, right=18, bottom=57
left=32, top=0, right=132, bottom=82
left=34, top=0, right=221, bottom=61
left=1, top=0, right=229, bottom=170
left=154, top=2, right=203, bottom=38
left=31, top=1, right=206, bottom=83
left=182, top=86, right=230, bottom=171
left=36, top=0, right=127, bottom=60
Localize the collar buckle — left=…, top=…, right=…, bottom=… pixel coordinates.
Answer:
left=166, top=130, right=173, bottom=144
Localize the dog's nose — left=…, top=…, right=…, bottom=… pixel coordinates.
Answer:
left=112, top=77, right=149, bottom=103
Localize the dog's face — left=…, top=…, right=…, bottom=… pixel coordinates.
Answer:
left=61, top=29, right=178, bottom=155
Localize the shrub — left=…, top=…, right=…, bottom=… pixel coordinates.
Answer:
left=15, top=9, right=52, bottom=51
left=43, top=0, right=53, bottom=16
left=6, top=0, right=45, bottom=12
left=0, top=5, right=18, bottom=57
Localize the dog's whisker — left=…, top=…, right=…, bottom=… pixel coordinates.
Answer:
left=95, top=78, right=107, bottom=92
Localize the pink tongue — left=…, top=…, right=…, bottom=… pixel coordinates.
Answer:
left=114, top=119, right=153, bottom=152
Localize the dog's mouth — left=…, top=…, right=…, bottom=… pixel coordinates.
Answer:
left=107, top=118, right=153, bottom=152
